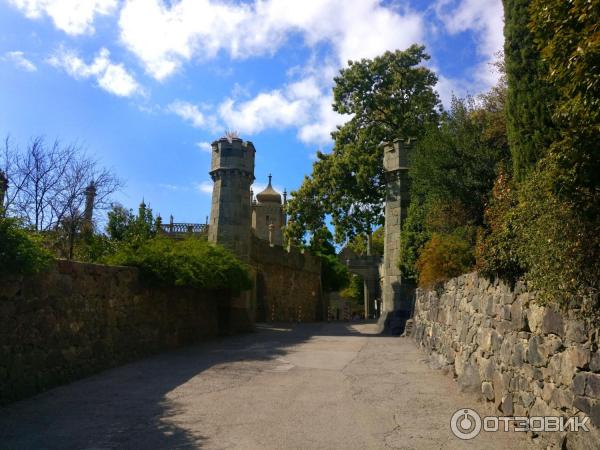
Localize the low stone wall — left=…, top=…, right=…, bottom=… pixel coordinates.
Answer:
left=0, top=260, right=240, bottom=405
left=250, top=237, right=323, bottom=322
left=413, top=272, right=599, bottom=449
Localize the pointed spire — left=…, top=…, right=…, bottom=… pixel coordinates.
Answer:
left=256, top=173, right=281, bottom=204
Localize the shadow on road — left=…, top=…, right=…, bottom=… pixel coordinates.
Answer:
left=0, top=321, right=377, bottom=449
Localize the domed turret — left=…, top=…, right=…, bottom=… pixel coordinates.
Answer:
left=256, top=174, right=282, bottom=204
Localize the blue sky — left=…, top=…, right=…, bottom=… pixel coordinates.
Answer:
left=0, top=0, right=503, bottom=224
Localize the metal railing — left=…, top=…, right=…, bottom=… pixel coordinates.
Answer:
left=158, top=222, right=208, bottom=235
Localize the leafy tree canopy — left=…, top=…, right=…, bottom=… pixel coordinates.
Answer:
left=287, top=45, right=441, bottom=246
left=399, top=86, right=509, bottom=280
left=529, top=0, right=599, bottom=216
left=346, top=227, right=384, bottom=256
left=410, top=94, right=510, bottom=223
left=106, top=202, right=156, bottom=244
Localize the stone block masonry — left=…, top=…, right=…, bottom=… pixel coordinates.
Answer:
left=379, top=138, right=415, bottom=335
left=413, top=272, right=599, bottom=449
left=250, top=237, right=323, bottom=323
left=0, top=260, right=245, bottom=405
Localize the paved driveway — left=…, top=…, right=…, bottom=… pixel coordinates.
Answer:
left=0, top=322, right=534, bottom=449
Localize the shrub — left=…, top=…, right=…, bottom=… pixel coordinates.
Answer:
left=400, top=198, right=476, bottom=281
left=0, top=218, right=53, bottom=275
left=416, top=233, right=474, bottom=289
left=399, top=199, right=429, bottom=280
left=105, top=237, right=252, bottom=292
left=475, top=168, right=524, bottom=281
left=513, top=159, right=599, bottom=311
left=476, top=161, right=599, bottom=312
left=73, top=233, right=116, bottom=263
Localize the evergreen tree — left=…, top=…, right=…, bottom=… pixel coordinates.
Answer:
left=503, top=0, right=556, bottom=181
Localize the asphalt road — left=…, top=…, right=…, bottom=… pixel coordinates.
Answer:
left=0, top=322, right=535, bottom=449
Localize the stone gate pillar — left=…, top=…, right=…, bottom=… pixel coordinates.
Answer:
left=379, top=138, right=415, bottom=334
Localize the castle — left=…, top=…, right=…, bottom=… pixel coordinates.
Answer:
left=206, top=134, right=414, bottom=333
left=206, top=135, right=322, bottom=324
left=207, top=136, right=286, bottom=258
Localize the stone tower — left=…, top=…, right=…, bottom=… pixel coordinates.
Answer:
left=252, top=174, right=286, bottom=246
left=82, top=181, right=96, bottom=232
left=0, top=170, right=7, bottom=215
left=208, top=136, right=256, bottom=260
left=380, top=138, right=415, bottom=333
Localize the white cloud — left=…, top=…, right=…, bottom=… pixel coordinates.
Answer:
left=48, top=47, right=143, bottom=97
left=434, top=74, right=475, bottom=107
left=196, top=141, right=213, bottom=153
left=214, top=74, right=347, bottom=144
left=8, top=0, right=117, bottom=35
left=298, top=94, right=346, bottom=145
left=118, top=0, right=425, bottom=80
left=218, top=91, right=308, bottom=135
left=172, top=71, right=348, bottom=145
left=116, top=0, right=423, bottom=143
left=167, top=101, right=206, bottom=128
left=3, top=51, right=37, bottom=72
left=195, top=181, right=213, bottom=194
left=435, top=0, right=504, bottom=87
left=439, top=0, right=503, bottom=59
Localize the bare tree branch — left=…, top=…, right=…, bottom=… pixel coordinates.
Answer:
left=3, top=135, right=122, bottom=232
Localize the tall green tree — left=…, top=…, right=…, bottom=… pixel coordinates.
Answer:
left=410, top=96, right=509, bottom=222
left=529, top=0, right=599, bottom=215
left=106, top=201, right=155, bottom=244
left=287, top=45, right=441, bottom=245
left=503, top=0, right=556, bottom=181
left=478, top=0, right=599, bottom=311
left=399, top=83, right=510, bottom=280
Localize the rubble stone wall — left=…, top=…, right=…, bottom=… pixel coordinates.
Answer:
left=413, top=272, right=599, bottom=449
left=0, top=260, right=236, bottom=405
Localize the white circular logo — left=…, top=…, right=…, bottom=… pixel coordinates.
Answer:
left=450, top=408, right=482, bottom=440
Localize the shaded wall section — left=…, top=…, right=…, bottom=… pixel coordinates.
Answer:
left=0, top=260, right=244, bottom=405
left=250, top=237, right=323, bottom=322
